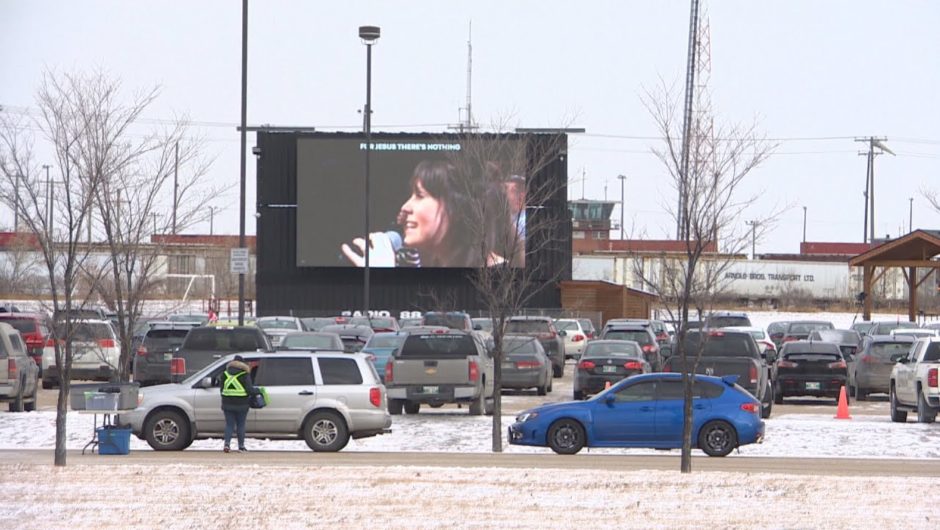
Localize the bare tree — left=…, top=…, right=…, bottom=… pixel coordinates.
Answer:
left=632, top=82, right=779, bottom=472
left=0, top=231, right=44, bottom=296
left=446, top=128, right=570, bottom=452
left=0, top=71, right=114, bottom=466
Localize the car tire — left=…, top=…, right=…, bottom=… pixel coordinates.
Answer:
left=917, top=388, right=937, bottom=424
left=552, top=364, right=563, bottom=379
left=573, top=390, right=584, bottom=401
left=547, top=378, right=553, bottom=393
left=303, top=411, right=349, bottom=452
left=484, top=397, right=494, bottom=416
left=144, top=410, right=191, bottom=451
left=761, top=385, right=773, bottom=419
left=773, top=384, right=783, bottom=405
left=41, top=379, right=55, bottom=390
left=8, top=383, right=23, bottom=413
left=387, top=399, right=404, bottom=415
left=698, top=420, right=738, bottom=457
left=404, top=401, right=421, bottom=415
left=537, top=383, right=547, bottom=396
left=469, top=393, right=484, bottom=415
left=889, top=384, right=907, bottom=423
left=547, top=419, right=586, bottom=455
left=854, top=384, right=867, bottom=401
left=24, top=383, right=37, bottom=412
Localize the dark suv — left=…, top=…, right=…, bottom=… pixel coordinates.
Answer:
left=171, top=326, right=273, bottom=381
left=704, top=311, right=752, bottom=329
left=505, top=316, right=565, bottom=377
left=600, top=324, right=663, bottom=371
left=132, top=321, right=200, bottom=386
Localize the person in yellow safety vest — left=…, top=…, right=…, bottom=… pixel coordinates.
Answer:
left=220, top=355, right=259, bottom=453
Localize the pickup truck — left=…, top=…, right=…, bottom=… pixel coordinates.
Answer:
left=663, top=329, right=773, bottom=418
left=889, top=336, right=940, bottom=423
left=384, top=330, right=494, bottom=415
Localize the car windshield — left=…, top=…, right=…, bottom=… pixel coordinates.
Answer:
left=748, top=331, right=766, bottom=341
left=282, top=334, right=338, bottom=350
left=554, top=320, right=579, bottom=331
left=184, top=328, right=263, bottom=351
left=144, top=329, right=189, bottom=350
left=708, top=316, right=751, bottom=328
left=422, top=314, right=469, bottom=330
left=350, top=317, right=396, bottom=329
left=169, top=314, right=207, bottom=323
left=784, top=352, right=841, bottom=362
left=578, top=319, right=594, bottom=331
left=869, top=342, right=912, bottom=360
left=871, top=321, right=920, bottom=335
left=73, top=323, right=112, bottom=342
left=683, top=333, right=759, bottom=358
left=503, top=339, right=539, bottom=354
left=506, top=320, right=550, bottom=333
left=366, top=335, right=406, bottom=349
left=0, top=318, right=37, bottom=334
left=604, top=330, right=651, bottom=344
left=257, top=320, right=299, bottom=330
left=584, top=343, right=640, bottom=357
left=788, top=322, right=833, bottom=334
left=472, top=319, right=493, bottom=332
left=814, top=330, right=860, bottom=343
left=399, top=334, right=478, bottom=358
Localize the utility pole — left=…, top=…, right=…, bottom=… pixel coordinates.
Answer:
left=173, top=141, right=179, bottom=235
left=909, top=197, right=914, bottom=233
left=237, top=0, right=248, bottom=326
left=617, top=174, right=627, bottom=240
left=856, top=137, right=894, bottom=242
left=802, top=206, right=807, bottom=243
left=677, top=0, right=702, bottom=240
left=210, top=206, right=217, bottom=235
left=746, top=220, right=759, bottom=260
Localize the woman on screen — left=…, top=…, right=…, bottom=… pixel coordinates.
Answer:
left=341, top=159, right=522, bottom=268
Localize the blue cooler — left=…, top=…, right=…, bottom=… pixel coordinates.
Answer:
left=96, top=426, right=132, bottom=455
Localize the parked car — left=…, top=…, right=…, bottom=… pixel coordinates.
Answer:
left=170, top=326, right=273, bottom=382
left=255, top=316, right=306, bottom=347
left=600, top=319, right=671, bottom=357
left=167, top=313, right=211, bottom=325
left=850, top=335, right=914, bottom=401
left=666, top=329, right=773, bottom=418
left=704, top=311, right=752, bottom=329
left=132, top=321, right=200, bottom=386
left=573, top=340, right=650, bottom=400
left=505, top=316, right=566, bottom=378
left=348, top=316, right=400, bottom=333
left=889, top=336, right=940, bottom=423
left=300, top=317, right=345, bottom=331
left=277, top=332, right=344, bottom=352
left=553, top=318, right=588, bottom=359
left=599, top=324, right=662, bottom=372
left=722, top=326, right=777, bottom=357
left=385, top=330, right=494, bottom=415
left=43, top=319, right=121, bottom=389
left=808, top=329, right=862, bottom=359
left=399, top=317, right=423, bottom=328
left=120, top=351, right=391, bottom=452
left=867, top=321, right=920, bottom=336
left=850, top=321, right=875, bottom=335
left=0, top=322, right=39, bottom=412
left=362, top=332, right=408, bottom=383
left=767, top=321, right=790, bottom=349
left=319, top=324, right=374, bottom=353
left=577, top=318, right=597, bottom=340
left=782, top=320, right=835, bottom=343
left=773, top=341, right=848, bottom=405
left=0, top=312, right=53, bottom=376
left=421, top=311, right=474, bottom=331
left=889, top=328, right=938, bottom=339
left=500, top=335, right=552, bottom=395
left=471, top=318, right=493, bottom=334
left=508, top=373, right=765, bottom=457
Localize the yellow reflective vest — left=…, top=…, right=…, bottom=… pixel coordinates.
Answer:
left=221, top=370, right=248, bottom=397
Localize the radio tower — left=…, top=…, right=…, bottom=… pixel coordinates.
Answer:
left=450, top=22, right=478, bottom=133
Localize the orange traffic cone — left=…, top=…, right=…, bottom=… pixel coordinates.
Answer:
left=834, top=386, right=851, bottom=420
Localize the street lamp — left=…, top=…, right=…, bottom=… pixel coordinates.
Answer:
left=360, top=25, right=380, bottom=316
left=617, top=174, right=626, bottom=240
left=909, top=197, right=914, bottom=233
left=802, top=206, right=807, bottom=243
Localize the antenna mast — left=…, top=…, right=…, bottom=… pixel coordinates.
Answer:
left=451, top=21, right=477, bottom=132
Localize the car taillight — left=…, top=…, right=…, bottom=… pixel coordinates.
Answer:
left=861, top=354, right=875, bottom=364
left=385, top=362, right=393, bottom=383
left=572, top=334, right=584, bottom=342
left=7, top=358, right=16, bottom=378
left=369, top=387, right=381, bottom=408
left=708, top=331, right=725, bottom=337
left=516, top=360, right=542, bottom=369
left=663, top=364, right=672, bottom=372
left=777, top=360, right=798, bottom=368
left=740, top=402, right=760, bottom=414
left=624, top=361, right=644, bottom=370
left=469, top=360, right=479, bottom=382
left=928, top=368, right=938, bottom=388
left=642, top=344, right=654, bottom=353
left=656, top=332, right=669, bottom=341
left=783, top=336, right=797, bottom=342
left=136, top=346, right=148, bottom=356
left=578, top=360, right=596, bottom=370
left=169, top=358, right=186, bottom=375
left=98, top=339, right=115, bottom=348
left=46, top=338, right=56, bottom=348
left=24, top=335, right=43, bottom=347
left=749, top=364, right=758, bottom=384
left=827, top=360, right=847, bottom=369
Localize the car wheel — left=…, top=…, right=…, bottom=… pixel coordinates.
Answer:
left=573, top=390, right=584, bottom=401
left=773, top=384, right=783, bottom=405
left=547, top=419, right=586, bottom=455
left=537, top=383, right=547, bottom=396
left=552, top=364, right=563, bottom=379
left=547, top=378, right=553, bottom=393
left=8, top=384, right=23, bottom=413
left=303, top=411, right=349, bottom=452
left=387, top=399, right=403, bottom=415
left=469, top=393, right=484, bottom=415
left=144, top=410, right=191, bottom=451
left=484, top=397, right=494, bottom=416
left=917, top=389, right=937, bottom=424
left=404, top=401, right=421, bottom=415
left=761, top=390, right=773, bottom=419
left=24, top=383, right=37, bottom=412
left=889, top=384, right=907, bottom=423
left=41, top=379, right=55, bottom=390
left=698, top=420, right=738, bottom=457
left=854, top=384, right=867, bottom=401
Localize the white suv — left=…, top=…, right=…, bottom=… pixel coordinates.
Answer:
left=42, top=319, right=120, bottom=389
left=120, top=351, right=391, bottom=452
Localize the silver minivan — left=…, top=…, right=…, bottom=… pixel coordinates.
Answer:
left=120, top=351, right=391, bottom=452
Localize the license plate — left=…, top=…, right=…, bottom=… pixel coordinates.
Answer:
left=502, top=363, right=514, bottom=370
left=422, top=386, right=439, bottom=394
left=805, top=382, right=821, bottom=390
left=164, top=353, right=173, bottom=361
left=602, top=365, right=618, bottom=373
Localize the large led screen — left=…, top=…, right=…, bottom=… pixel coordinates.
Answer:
left=296, top=136, right=527, bottom=268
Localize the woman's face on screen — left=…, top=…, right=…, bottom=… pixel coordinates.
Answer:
left=400, top=180, right=448, bottom=249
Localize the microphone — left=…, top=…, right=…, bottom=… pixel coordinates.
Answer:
left=385, top=231, right=403, bottom=252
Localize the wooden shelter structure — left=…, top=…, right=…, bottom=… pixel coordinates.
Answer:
left=848, top=230, right=940, bottom=320
left=559, top=280, right=659, bottom=326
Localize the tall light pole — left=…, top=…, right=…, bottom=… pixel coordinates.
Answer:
left=617, top=174, right=626, bottom=240
left=210, top=206, right=217, bottom=236
left=909, top=197, right=914, bottom=233
left=237, top=0, right=248, bottom=326
left=360, top=25, right=380, bottom=316
left=746, top=220, right=759, bottom=260
left=802, top=206, right=807, bottom=243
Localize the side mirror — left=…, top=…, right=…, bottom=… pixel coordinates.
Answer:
left=473, top=324, right=482, bottom=331
left=558, top=330, right=567, bottom=337
left=891, top=354, right=907, bottom=363
left=196, top=377, right=213, bottom=389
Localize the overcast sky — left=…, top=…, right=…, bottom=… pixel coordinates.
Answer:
left=2, top=0, right=938, bottom=253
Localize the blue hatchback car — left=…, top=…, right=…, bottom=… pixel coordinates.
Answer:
left=508, top=373, right=764, bottom=456
left=362, top=332, right=408, bottom=383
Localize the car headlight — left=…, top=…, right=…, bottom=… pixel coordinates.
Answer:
left=516, top=411, right=539, bottom=423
